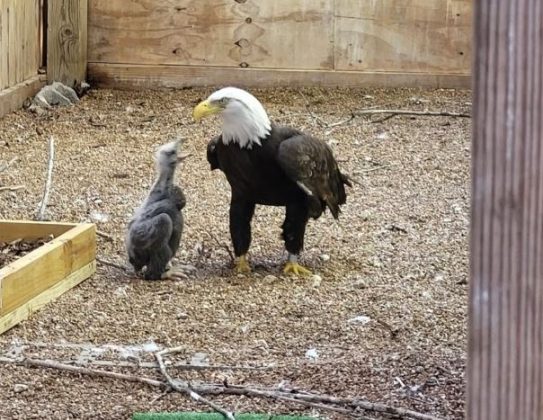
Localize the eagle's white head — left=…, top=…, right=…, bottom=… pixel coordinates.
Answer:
left=193, top=87, right=271, bottom=149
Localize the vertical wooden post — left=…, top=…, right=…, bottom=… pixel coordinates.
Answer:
left=469, top=0, right=543, bottom=419
left=47, top=0, right=87, bottom=87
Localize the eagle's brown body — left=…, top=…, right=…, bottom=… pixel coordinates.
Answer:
left=207, top=123, right=351, bottom=258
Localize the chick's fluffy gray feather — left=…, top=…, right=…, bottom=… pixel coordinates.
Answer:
left=125, top=140, right=186, bottom=280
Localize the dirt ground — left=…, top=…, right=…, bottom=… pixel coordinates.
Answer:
left=0, top=86, right=470, bottom=419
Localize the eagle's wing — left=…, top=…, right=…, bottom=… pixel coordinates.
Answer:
left=127, top=212, right=173, bottom=250
left=207, top=135, right=221, bottom=170
left=277, top=135, right=351, bottom=219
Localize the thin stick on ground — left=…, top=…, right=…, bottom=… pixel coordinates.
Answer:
left=59, top=359, right=273, bottom=371
left=325, top=108, right=471, bottom=131
left=205, top=230, right=235, bottom=263
left=0, top=357, right=166, bottom=388
left=359, top=164, right=394, bottom=174
left=0, top=185, right=25, bottom=192
left=353, top=109, right=471, bottom=120
left=155, top=347, right=236, bottom=420
left=0, top=355, right=443, bottom=420
left=204, top=385, right=375, bottom=419
left=96, top=230, right=115, bottom=241
left=298, top=90, right=328, bottom=128
left=268, top=386, right=440, bottom=420
left=35, top=136, right=55, bottom=221
left=96, top=257, right=129, bottom=272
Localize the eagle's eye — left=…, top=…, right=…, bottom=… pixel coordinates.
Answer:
left=219, top=97, right=229, bottom=106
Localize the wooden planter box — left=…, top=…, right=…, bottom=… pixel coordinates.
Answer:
left=0, top=221, right=96, bottom=335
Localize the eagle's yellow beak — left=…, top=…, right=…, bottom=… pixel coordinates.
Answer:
left=193, top=100, right=222, bottom=121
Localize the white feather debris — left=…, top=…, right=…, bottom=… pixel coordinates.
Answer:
left=305, top=348, right=319, bottom=361
left=190, top=352, right=209, bottom=366
left=348, top=315, right=371, bottom=325
left=89, top=210, right=110, bottom=223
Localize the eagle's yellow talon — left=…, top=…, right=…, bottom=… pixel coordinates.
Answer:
left=283, top=262, right=312, bottom=276
left=234, top=255, right=251, bottom=273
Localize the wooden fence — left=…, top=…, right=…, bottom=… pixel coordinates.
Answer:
left=0, top=0, right=45, bottom=117
left=0, top=0, right=87, bottom=119
left=87, top=0, right=472, bottom=89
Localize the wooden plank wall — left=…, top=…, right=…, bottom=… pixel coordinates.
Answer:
left=87, top=0, right=472, bottom=89
left=47, top=0, right=88, bottom=87
left=469, top=0, right=543, bottom=419
left=0, top=0, right=41, bottom=91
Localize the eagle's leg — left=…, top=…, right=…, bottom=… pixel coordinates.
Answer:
left=282, top=202, right=312, bottom=276
left=230, top=198, right=256, bottom=273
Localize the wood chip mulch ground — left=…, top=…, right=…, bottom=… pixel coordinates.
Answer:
left=0, top=87, right=470, bottom=419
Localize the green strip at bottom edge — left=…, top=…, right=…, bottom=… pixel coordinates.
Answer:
left=132, top=413, right=316, bottom=420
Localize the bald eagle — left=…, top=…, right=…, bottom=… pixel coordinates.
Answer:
left=193, top=87, right=351, bottom=275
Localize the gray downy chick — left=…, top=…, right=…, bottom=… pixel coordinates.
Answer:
left=126, top=139, right=188, bottom=280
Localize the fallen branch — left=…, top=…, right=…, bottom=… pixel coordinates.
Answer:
left=0, top=157, right=18, bottom=173
left=96, top=257, right=129, bottom=272
left=0, top=357, right=166, bottom=388
left=0, top=355, right=443, bottom=420
left=0, top=185, right=25, bottom=192
left=96, top=230, right=115, bottom=241
left=64, top=359, right=272, bottom=371
left=353, top=109, right=471, bottom=120
left=199, top=384, right=439, bottom=420
left=324, top=108, right=471, bottom=131
left=35, top=137, right=55, bottom=220
left=202, top=384, right=374, bottom=419
left=155, top=347, right=236, bottom=420
left=268, top=386, right=441, bottom=420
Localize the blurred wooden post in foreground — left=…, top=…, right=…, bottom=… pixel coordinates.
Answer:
left=469, top=0, right=543, bottom=419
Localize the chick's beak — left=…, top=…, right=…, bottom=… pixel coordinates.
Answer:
left=177, top=152, right=191, bottom=162
left=193, top=100, right=222, bottom=121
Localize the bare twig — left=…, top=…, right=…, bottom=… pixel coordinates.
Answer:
left=0, top=355, right=443, bottom=420
left=96, top=257, right=129, bottom=272
left=96, top=230, right=115, bottom=241
left=358, top=164, right=394, bottom=174
left=0, top=357, right=166, bottom=388
left=35, top=137, right=55, bottom=220
left=324, top=108, right=471, bottom=132
left=353, top=109, right=471, bottom=121
left=0, top=185, right=25, bottom=192
left=62, top=359, right=272, bottom=371
left=202, top=384, right=375, bottom=419
left=0, top=157, right=18, bottom=173
left=261, top=386, right=442, bottom=420
left=324, top=114, right=357, bottom=134
left=370, top=114, right=398, bottom=124
left=327, top=113, right=356, bottom=128
left=298, top=90, right=328, bottom=128
left=150, top=389, right=172, bottom=404
left=155, top=348, right=236, bottom=420
left=205, top=230, right=235, bottom=263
